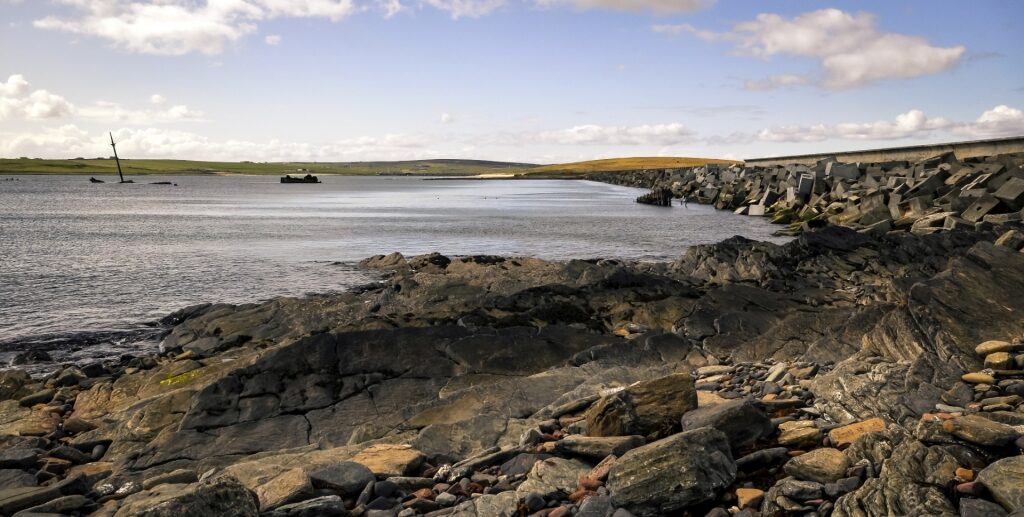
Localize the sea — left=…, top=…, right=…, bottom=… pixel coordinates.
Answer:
left=0, top=174, right=789, bottom=368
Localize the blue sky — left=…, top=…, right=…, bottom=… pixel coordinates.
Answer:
left=1, top=0, right=1022, bottom=163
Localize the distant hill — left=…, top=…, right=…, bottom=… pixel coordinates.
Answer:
left=521, top=156, right=740, bottom=175
left=0, top=158, right=538, bottom=176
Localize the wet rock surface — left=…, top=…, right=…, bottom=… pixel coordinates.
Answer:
left=2, top=151, right=1024, bottom=516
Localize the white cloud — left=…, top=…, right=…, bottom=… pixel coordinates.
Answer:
left=538, top=123, right=695, bottom=146
left=377, top=0, right=407, bottom=17
left=0, top=74, right=75, bottom=120
left=951, top=105, right=1024, bottom=139
left=753, top=106, right=1024, bottom=143
left=423, top=0, right=505, bottom=18
left=0, top=74, right=205, bottom=124
left=665, top=8, right=965, bottom=89
left=538, top=0, right=712, bottom=14
left=743, top=74, right=808, bottom=91
left=0, top=125, right=435, bottom=161
left=34, top=0, right=357, bottom=55
left=440, top=112, right=453, bottom=124
left=264, top=34, right=282, bottom=45
left=78, top=100, right=207, bottom=123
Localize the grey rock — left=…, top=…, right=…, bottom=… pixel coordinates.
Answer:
left=607, top=427, right=736, bottom=517
left=959, top=498, right=1008, bottom=517
left=0, top=450, right=38, bottom=470
left=555, top=435, right=645, bottom=461
left=142, top=469, right=199, bottom=490
left=577, top=495, right=615, bottom=517
left=0, top=470, right=36, bottom=489
left=111, top=476, right=258, bottom=517
left=264, top=495, right=348, bottom=517
left=679, top=398, right=772, bottom=451
left=310, top=462, right=375, bottom=496
left=977, top=456, right=1024, bottom=512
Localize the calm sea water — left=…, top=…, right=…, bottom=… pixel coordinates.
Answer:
left=0, top=174, right=788, bottom=366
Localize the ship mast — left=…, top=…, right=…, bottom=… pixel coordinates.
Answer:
left=109, top=132, right=125, bottom=183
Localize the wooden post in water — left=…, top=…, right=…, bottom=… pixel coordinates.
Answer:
left=109, top=132, right=125, bottom=183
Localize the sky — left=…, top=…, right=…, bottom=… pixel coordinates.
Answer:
left=0, top=0, right=1022, bottom=163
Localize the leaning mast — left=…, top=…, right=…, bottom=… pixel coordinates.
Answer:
left=109, top=132, right=125, bottom=183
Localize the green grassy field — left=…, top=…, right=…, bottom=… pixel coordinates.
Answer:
left=518, top=156, right=741, bottom=175
left=0, top=156, right=738, bottom=177
left=0, top=158, right=537, bottom=176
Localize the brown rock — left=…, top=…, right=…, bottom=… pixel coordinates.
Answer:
left=961, top=372, right=996, bottom=384
left=777, top=420, right=821, bottom=448
left=985, top=352, right=1014, bottom=370
left=736, top=487, right=764, bottom=509
left=254, top=468, right=312, bottom=511
left=827, top=418, right=886, bottom=448
left=351, top=444, right=426, bottom=477
left=976, top=340, right=1021, bottom=356
left=942, top=415, right=1020, bottom=447
left=585, top=373, right=697, bottom=438
left=783, top=448, right=849, bottom=484
left=955, top=468, right=974, bottom=481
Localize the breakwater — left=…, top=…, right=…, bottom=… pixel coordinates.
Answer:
left=590, top=150, right=1024, bottom=237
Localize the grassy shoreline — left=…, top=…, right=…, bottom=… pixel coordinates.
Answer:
left=0, top=156, right=739, bottom=177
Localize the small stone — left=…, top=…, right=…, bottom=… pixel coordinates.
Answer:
left=735, top=487, right=764, bottom=509
left=962, top=373, right=996, bottom=384
left=524, top=492, right=545, bottom=511
left=955, top=468, right=974, bottom=481
left=777, top=420, right=821, bottom=448
left=955, top=481, right=985, bottom=497
left=976, top=341, right=1022, bottom=356
left=435, top=492, right=457, bottom=506
left=985, top=352, right=1014, bottom=370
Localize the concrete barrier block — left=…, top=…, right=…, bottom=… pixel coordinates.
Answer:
left=994, top=177, right=1024, bottom=210
left=961, top=194, right=1002, bottom=222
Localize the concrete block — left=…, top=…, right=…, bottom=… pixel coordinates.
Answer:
left=858, top=205, right=892, bottom=226
left=797, top=174, right=814, bottom=196
left=994, top=177, right=1024, bottom=210
left=903, top=174, right=944, bottom=199
left=943, top=216, right=974, bottom=231
left=860, top=192, right=887, bottom=212
left=983, top=210, right=1023, bottom=224
left=826, top=162, right=861, bottom=180
left=961, top=194, right=1002, bottom=223
left=747, top=205, right=765, bottom=216
left=760, top=190, right=781, bottom=207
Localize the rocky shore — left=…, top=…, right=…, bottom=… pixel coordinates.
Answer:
left=2, top=152, right=1024, bottom=517
left=591, top=151, right=1024, bottom=236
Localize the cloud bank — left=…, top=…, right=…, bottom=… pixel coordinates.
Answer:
left=657, top=8, right=966, bottom=89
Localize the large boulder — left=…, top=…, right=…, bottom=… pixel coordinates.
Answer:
left=110, top=476, right=258, bottom=517
left=585, top=373, right=697, bottom=439
left=977, top=456, right=1024, bottom=512
left=679, top=398, right=772, bottom=451
left=607, top=427, right=735, bottom=516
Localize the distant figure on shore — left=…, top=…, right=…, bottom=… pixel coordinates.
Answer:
left=681, top=196, right=689, bottom=207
